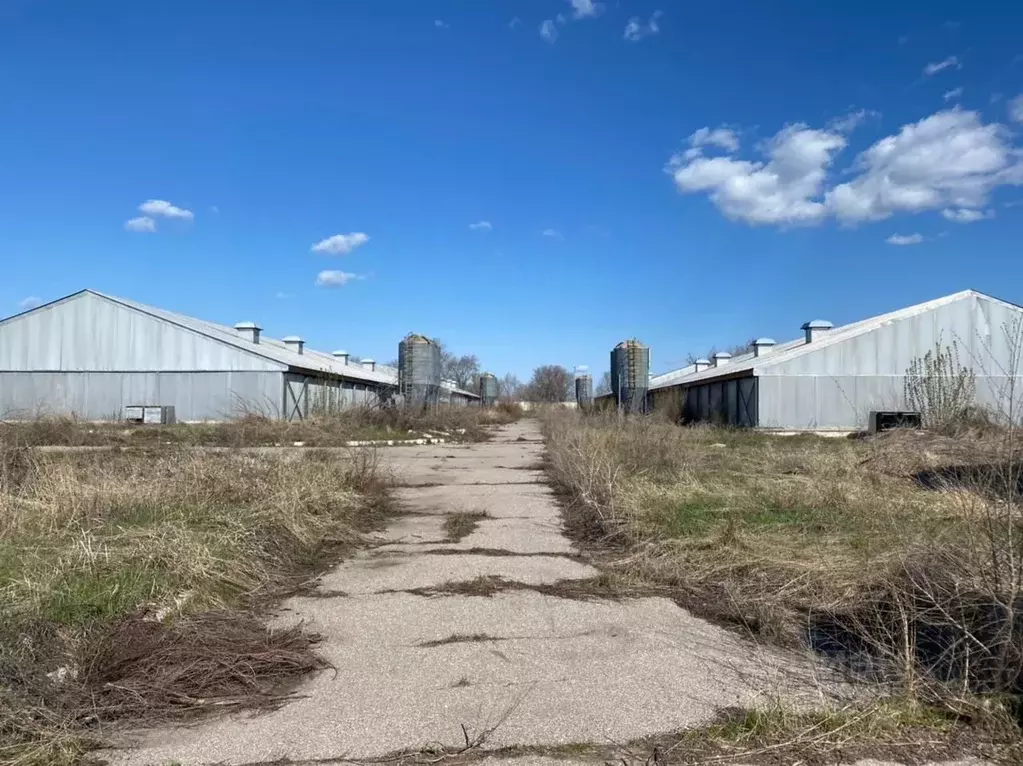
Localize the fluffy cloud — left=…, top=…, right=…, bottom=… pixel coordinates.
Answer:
left=138, top=199, right=194, bottom=220
left=886, top=233, right=924, bottom=245
left=923, top=56, right=961, bottom=76
left=311, top=232, right=370, bottom=255
left=943, top=87, right=964, bottom=102
left=569, top=0, right=600, bottom=19
left=941, top=207, right=994, bottom=223
left=18, top=296, right=42, bottom=310
left=669, top=124, right=846, bottom=225
left=670, top=108, right=1023, bottom=227
left=689, top=126, right=739, bottom=153
left=539, top=19, right=559, bottom=43
left=124, top=216, right=157, bottom=233
left=468, top=220, right=492, bottom=231
left=1010, top=94, right=1023, bottom=124
left=624, top=11, right=662, bottom=42
left=434, top=19, right=449, bottom=29
left=315, top=270, right=358, bottom=288
left=827, top=109, right=1019, bottom=223
left=542, top=228, right=563, bottom=239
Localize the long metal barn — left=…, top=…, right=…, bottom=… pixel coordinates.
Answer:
left=0, top=290, right=478, bottom=421
left=597, top=290, right=1023, bottom=432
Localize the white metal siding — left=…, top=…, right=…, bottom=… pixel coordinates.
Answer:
left=756, top=294, right=1023, bottom=430
left=757, top=374, right=1023, bottom=430
left=0, top=371, right=282, bottom=421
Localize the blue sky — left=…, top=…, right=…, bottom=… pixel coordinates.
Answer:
left=2, top=1, right=1022, bottom=379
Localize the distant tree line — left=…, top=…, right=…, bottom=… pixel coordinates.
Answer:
left=389, top=339, right=575, bottom=403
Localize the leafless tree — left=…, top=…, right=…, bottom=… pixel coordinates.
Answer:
left=498, top=373, right=522, bottom=402
left=523, top=365, right=573, bottom=403
left=433, top=339, right=481, bottom=389
left=595, top=371, right=612, bottom=396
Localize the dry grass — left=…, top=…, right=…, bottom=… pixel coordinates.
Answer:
left=443, top=511, right=489, bottom=542
left=543, top=410, right=1023, bottom=740
left=0, top=442, right=390, bottom=763
left=0, top=404, right=521, bottom=450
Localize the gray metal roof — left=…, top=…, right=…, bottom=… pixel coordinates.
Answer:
left=649, top=363, right=697, bottom=389
left=85, top=290, right=399, bottom=385
left=649, top=289, right=1019, bottom=392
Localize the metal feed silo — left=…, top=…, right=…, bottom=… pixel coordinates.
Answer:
left=610, top=339, right=649, bottom=414
left=398, top=333, right=441, bottom=409
left=479, top=372, right=498, bottom=408
left=575, top=374, right=593, bottom=411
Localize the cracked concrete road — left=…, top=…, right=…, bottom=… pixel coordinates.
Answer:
left=109, top=421, right=899, bottom=765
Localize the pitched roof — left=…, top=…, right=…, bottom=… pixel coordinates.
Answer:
left=85, top=290, right=398, bottom=385
left=649, top=289, right=1021, bottom=392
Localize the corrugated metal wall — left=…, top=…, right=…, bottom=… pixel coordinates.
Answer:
left=757, top=294, right=1023, bottom=429
left=680, top=377, right=758, bottom=427
left=0, top=292, right=283, bottom=372
left=0, top=371, right=282, bottom=421
left=757, top=375, right=1023, bottom=429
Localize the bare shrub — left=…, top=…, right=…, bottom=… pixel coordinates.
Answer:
left=904, top=338, right=978, bottom=434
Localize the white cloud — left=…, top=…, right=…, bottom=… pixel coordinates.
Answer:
left=941, top=207, right=994, bottom=223
left=18, top=296, right=41, bottom=310
left=1009, top=94, right=1023, bottom=123
left=509, top=17, right=521, bottom=29
left=539, top=19, right=559, bottom=43
left=138, top=199, right=194, bottom=220
left=669, top=124, right=846, bottom=226
left=124, top=216, right=157, bottom=233
left=923, top=56, right=961, bottom=76
left=826, top=109, right=1020, bottom=223
left=468, top=220, right=492, bottom=231
left=670, top=108, right=1023, bottom=228
left=542, top=228, right=563, bottom=239
left=828, top=109, right=877, bottom=134
left=624, top=11, right=662, bottom=42
left=556, top=13, right=567, bottom=25
left=315, top=270, right=358, bottom=288
left=311, top=232, right=370, bottom=255
left=569, top=0, right=601, bottom=19
left=886, top=233, right=924, bottom=245
left=434, top=19, right=449, bottom=29
left=275, top=291, right=295, bottom=299
left=688, top=126, right=740, bottom=153
left=210, top=205, right=220, bottom=214
left=943, top=87, right=964, bottom=102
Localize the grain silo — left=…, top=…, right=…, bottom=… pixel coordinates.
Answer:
left=398, top=333, right=441, bottom=409
left=575, top=374, right=593, bottom=411
left=479, top=372, right=498, bottom=408
left=610, top=339, right=649, bottom=413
